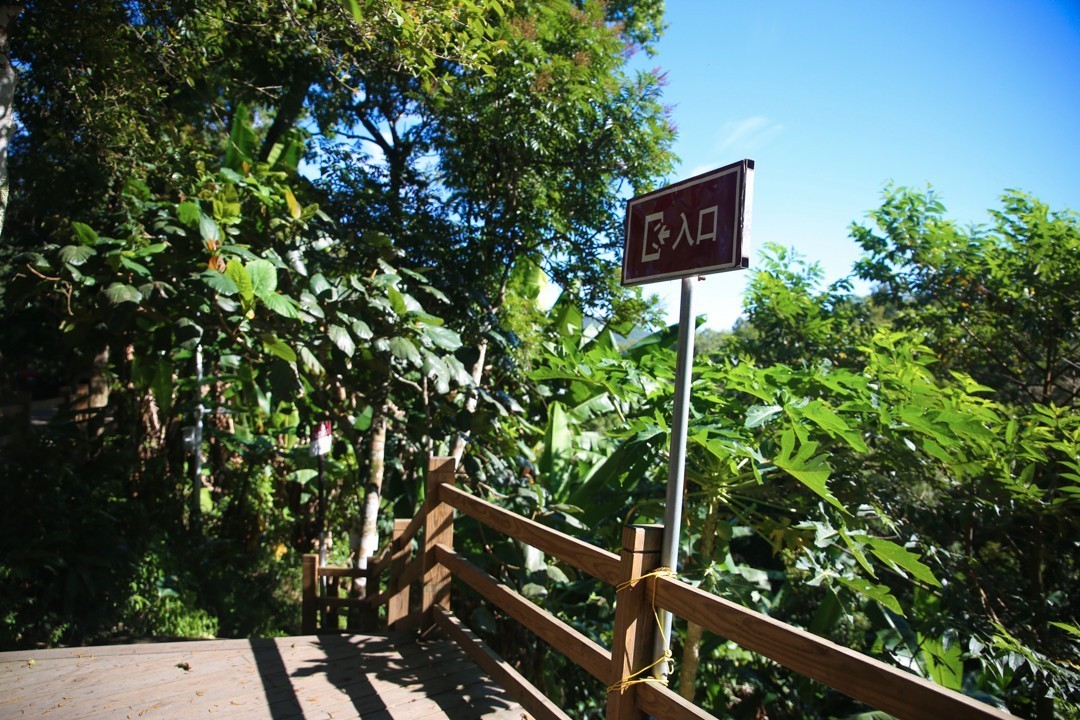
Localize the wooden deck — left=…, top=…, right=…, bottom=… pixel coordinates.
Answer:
left=0, top=633, right=528, bottom=720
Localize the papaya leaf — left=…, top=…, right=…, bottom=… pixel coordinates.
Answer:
left=773, top=428, right=845, bottom=512
left=867, top=537, right=940, bottom=587
left=745, top=404, right=782, bottom=428
left=837, top=575, right=904, bottom=616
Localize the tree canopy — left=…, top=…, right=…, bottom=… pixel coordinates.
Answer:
left=0, top=3, right=1077, bottom=720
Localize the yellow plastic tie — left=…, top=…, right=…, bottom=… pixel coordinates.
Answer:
left=607, top=567, right=678, bottom=694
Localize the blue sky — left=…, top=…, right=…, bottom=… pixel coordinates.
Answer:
left=636, top=0, right=1080, bottom=330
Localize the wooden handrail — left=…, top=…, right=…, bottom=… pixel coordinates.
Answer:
left=438, top=483, right=623, bottom=586
left=357, top=456, right=1013, bottom=720
left=652, top=576, right=1012, bottom=720
left=435, top=543, right=612, bottom=683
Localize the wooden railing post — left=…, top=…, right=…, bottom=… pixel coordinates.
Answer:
left=302, top=553, right=319, bottom=635
left=386, top=518, right=412, bottom=629
left=607, top=524, right=664, bottom=720
left=422, top=455, right=456, bottom=629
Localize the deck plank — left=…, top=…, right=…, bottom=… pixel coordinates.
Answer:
left=0, top=634, right=527, bottom=720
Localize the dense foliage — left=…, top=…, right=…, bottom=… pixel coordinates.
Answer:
left=0, top=2, right=1076, bottom=720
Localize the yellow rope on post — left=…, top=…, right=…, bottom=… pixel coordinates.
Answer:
left=607, top=567, right=678, bottom=694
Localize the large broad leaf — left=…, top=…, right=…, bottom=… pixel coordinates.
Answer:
left=867, top=537, right=940, bottom=587
left=284, top=187, right=302, bottom=220
left=178, top=200, right=201, bottom=227
left=71, top=221, right=99, bottom=246
left=541, top=401, right=571, bottom=478
left=246, top=259, right=277, bottom=298
left=225, top=259, right=253, bottom=301
left=105, top=282, right=143, bottom=305
left=389, top=336, right=421, bottom=366
left=328, top=324, right=355, bottom=357
left=200, top=270, right=239, bottom=296
left=268, top=358, right=301, bottom=397
left=261, top=292, right=298, bottom=318
left=387, top=285, right=408, bottom=316
left=199, top=213, right=221, bottom=245
left=298, top=345, right=325, bottom=376
left=420, top=349, right=450, bottom=394
left=423, top=325, right=462, bottom=351
left=150, top=358, right=174, bottom=416
left=919, top=633, right=963, bottom=691
left=59, top=244, right=96, bottom=266
left=261, top=334, right=297, bottom=363
left=351, top=319, right=373, bottom=341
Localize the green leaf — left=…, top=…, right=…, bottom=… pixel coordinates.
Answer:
left=387, top=285, right=408, bottom=316
left=388, top=336, right=421, bottom=366
left=837, top=576, right=904, bottom=616
left=59, top=245, right=96, bottom=266
left=261, top=334, right=297, bottom=362
left=225, top=259, right=253, bottom=301
left=150, top=358, right=174, bottom=416
left=867, top=537, right=940, bottom=587
left=105, top=283, right=143, bottom=305
left=262, top=292, right=298, bottom=318
left=773, top=429, right=845, bottom=512
left=178, top=201, right=201, bottom=227
left=200, top=270, right=239, bottom=296
left=286, top=469, right=318, bottom=485
left=328, top=325, right=355, bottom=357
left=745, top=404, right=782, bottom=428
left=1050, top=621, right=1080, bottom=639
left=920, top=633, right=963, bottom=690
left=199, top=213, right=221, bottom=245
left=284, top=187, right=302, bottom=220
left=353, top=405, right=374, bottom=431
left=246, top=259, right=277, bottom=298
left=351, top=320, right=373, bottom=340
left=71, top=221, right=99, bottom=246
left=423, top=325, right=462, bottom=351
left=298, top=345, right=325, bottom=376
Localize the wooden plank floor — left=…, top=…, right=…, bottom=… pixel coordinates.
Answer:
left=0, top=633, right=528, bottom=720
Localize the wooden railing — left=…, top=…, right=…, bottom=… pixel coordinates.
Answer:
left=309, top=456, right=1015, bottom=720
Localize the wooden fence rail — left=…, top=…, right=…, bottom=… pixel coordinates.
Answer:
left=308, top=456, right=1014, bottom=720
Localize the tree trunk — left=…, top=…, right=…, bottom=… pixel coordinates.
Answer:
left=355, top=378, right=391, bottom=593
left=0, top=4, right=21, bottom=238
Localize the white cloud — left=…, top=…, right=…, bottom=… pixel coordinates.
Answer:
left=714, top=116, right=783, bottom=155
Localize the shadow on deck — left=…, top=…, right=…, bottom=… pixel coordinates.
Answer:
left=0, top=633, right=527, bottom=719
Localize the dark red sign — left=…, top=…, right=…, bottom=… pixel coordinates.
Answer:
left=622, top=159, right=754, bottom=286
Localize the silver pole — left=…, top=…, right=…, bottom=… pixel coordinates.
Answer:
left=654, top=276, right=697, bottom=680
left=192, top=344, right=204, bottom=526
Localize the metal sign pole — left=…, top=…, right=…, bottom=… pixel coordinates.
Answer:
left=654, top=276, right=698, bottom=679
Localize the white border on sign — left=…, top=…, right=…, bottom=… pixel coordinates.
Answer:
left=621, top=159, right=754, bottom=286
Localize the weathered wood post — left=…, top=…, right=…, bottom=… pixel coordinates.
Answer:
left=301, top=553, right=319, bottom=635
left=386, top=518, right=412, bottom=629
left=421, top=455, right=456, bottom=629
left=607, top=524, right=664, bottom=720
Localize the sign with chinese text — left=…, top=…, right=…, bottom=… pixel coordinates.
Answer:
left=621, top=159, right=754, bottom=286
